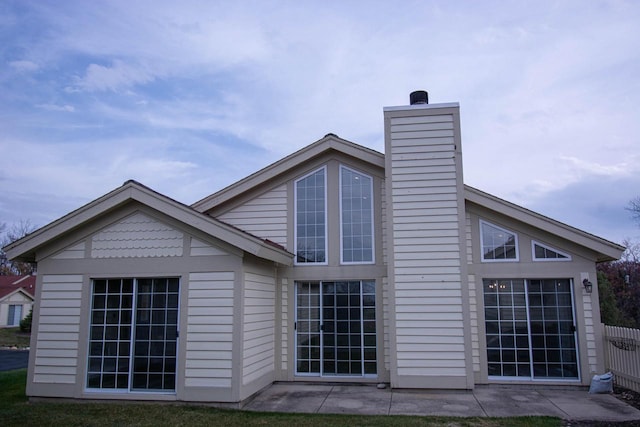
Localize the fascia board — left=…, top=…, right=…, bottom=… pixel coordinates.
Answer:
left=192, top=136, right=384, bottom=212
left=464, top=186, right=624, bottom=262
left=4, top=185, right=134, bottom=261
left=6, top=182, right=293, bottom=266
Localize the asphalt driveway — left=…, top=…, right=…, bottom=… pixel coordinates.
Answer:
left=0, top=350, right=29, bottom=371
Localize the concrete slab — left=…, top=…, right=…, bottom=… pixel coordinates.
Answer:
left=243, top=383, right=332, bottom=413
left=539, top=388, right=640, bottom=422
left=241, top=382, right=640, bottom=423
left=317, top=385, right=391, bottom=415
left=390, top=390, right=486, bottom=417
left=473, top=387, right=567, bottom=418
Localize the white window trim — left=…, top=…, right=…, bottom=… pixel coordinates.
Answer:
left=339, top=165, right=375, bottom=265
left=294, top=166, right=328, bottom=266
left=480, top=220, right=519, bottom=262
left=531, top=240, right=572, bottom=261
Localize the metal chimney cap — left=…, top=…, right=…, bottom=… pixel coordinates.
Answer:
left=410, top=90, right=429, bottom=105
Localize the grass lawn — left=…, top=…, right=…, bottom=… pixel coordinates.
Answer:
left=0, top=327, right=31, bottom=348
left=0, top=369, right=562, bottom=426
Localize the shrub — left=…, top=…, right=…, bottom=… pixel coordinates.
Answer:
left=19, top=308, right=32, bottom=333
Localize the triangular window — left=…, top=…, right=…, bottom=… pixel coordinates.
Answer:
left=480, top=220, right=518, bottom=262
left=532, top=241, right=571, bottom=261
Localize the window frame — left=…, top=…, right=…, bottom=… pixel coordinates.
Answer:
left=339, top=165, right=375, bottom=265
left=294, top=280, right=377, bottom=378
left=480, top=220, right=520, bottom=262
left=531, top=240, right=571, bottom=262
left=294, top=166, right=328, bottom=265
left=85, top=277, right=180, bottom=394
left=482, top=278, right=580, bottom=381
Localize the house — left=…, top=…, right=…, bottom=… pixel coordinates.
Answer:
left=0, top=275, right=35, bottom=328
left=4, top=92, right=624, bottom=404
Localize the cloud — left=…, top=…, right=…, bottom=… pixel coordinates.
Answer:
left=76, top=60, right=155, bottom=92
left=36, top=103, right=75, bottom=112
left=9, top=60, right=39, bottom=72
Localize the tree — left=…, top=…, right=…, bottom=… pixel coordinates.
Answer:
left=0, top=220, right=37, bottom=275
left=19, top=308, right=32, bottom=333
left=597, top=243, right=640, bottom=328
left=596, top=271, right=624, bottom=326
left=628, top=196, right=640, bottom=226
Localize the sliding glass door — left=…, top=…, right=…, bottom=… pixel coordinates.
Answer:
left=295, top=280, right=376, bottom=377
left=483, top=278, right=579, bottom=380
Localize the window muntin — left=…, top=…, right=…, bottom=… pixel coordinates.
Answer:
left=295, top=167, right=327, bottom=264
left=340, top=166, right=374, bottom=264
left=532, top=241, right=571, bottom=261
left=87, top=278, right=179, bottom=392
left=483, top=278, right=578, bottom=380
left=480, top=220, right=519, bottom=262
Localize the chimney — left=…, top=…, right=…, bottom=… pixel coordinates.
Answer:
left=409, top=90, right=428, bottom=105
left=384, top=92, right=472, bottom=389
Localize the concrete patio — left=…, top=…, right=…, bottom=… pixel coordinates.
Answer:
left=243, top=383, right=640, bottom=422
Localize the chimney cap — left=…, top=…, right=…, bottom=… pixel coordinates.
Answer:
left=410, top=90, right=429, bottom=105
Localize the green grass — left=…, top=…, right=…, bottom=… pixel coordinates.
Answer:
left=0, top=369, right=561, bottom=426
left=0, top=327, right=31, bottom=348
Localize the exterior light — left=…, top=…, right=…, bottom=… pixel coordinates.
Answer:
left=582, top=279, right=593, bottom=294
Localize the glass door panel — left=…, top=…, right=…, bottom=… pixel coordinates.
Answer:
left=527, top=279, right=578, bottom=379
left=295, top=282, right=321, bottom=374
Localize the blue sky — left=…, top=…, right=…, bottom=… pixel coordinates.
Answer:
left=1, top=0, right=639, bottom=245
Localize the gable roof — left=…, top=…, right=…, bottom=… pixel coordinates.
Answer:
left=464, top=186, right=624, bottom=262
left=0, top=275, right=36, bottom=300
left=192, top=133, right=385, bottom=212
left=4, top=180, right=293, bottom=266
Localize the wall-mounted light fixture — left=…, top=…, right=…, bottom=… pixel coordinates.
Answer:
left=582, top=278, right=593, bottom=294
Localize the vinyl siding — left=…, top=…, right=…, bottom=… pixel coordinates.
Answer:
left=185, top=272, right=234, bottom=388
left=465, top=214, right=480, bottom=372
left=281, top=278, right=289, bottom=371
left=583, top=294, right=598, bottom=373
left=33, top=275, right=83, bottom=384
left=51, top=242, right=86, bottom=259
left=91, top=212, right=183, bottom=258
left=242, top=272, right=275, bottom=385
left=218, top=185, right=287, bottom=247
left=388, top=112, right=467, bottom=380
left=190, top=238, right=227, bottom=256
left=382, top=276, right=390, bottom=372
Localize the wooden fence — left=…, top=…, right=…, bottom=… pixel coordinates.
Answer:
left=602, top=324, right=640, bottom=393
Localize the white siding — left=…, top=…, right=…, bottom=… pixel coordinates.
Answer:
left=91, top=212, right=183, bottom=258
left=583, top=294, right=598, bottom=373
left=185, top=272, right=234, bottom=388
left=217, top=185, right=287, bottom=247
left=33, top=275, right=83, bottom=384
left=281, top=278, right=288, bottom=371
left=242, top=272, right=275, bottom=385
left=382, top=276, right=390, bottom=372
left=52, top=242, right=86, bottom=259
left=468, top=274, right=480, bottom=373
left=388, top=112, right=467, bottom=380
left=190, top=238, right=227, bottom=256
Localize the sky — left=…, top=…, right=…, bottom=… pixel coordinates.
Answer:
left=1, top=0, right=639, bottom=247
